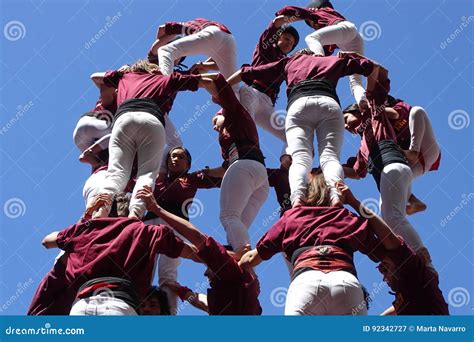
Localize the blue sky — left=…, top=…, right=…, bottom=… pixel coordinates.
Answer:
left=0, top=0, right=472, bottom=316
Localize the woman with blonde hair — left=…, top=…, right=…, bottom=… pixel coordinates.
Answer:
left=239, top=171, right=391, bottom=315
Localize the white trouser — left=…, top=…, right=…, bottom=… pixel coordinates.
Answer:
left=285, top=270, right=367, bottom=315
left=239, top=85, right=286, bottom=140
left=379, top=163, right=425, bottom=251
left=305, top=21, right=366, bottom=105
left=286, top=95, right=344, bottom=204
left=408, top=106, right=440, bottom=178
left=158, top=25, right=238, bottom=93
left=96, top=111, right=165, bottom=218
left=83, top=169, right=108, bottom=207
left=70, top=295, right=137, bottom=316
left=144, top=216, right=181, bottom=315
left=220, top=159, right=269, bottom=250
left=73, top=116, right=111, bottom=152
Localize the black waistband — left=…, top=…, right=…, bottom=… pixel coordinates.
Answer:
left=287, top=79, right=340, bottom=110
left=368, top=140, right=409, bottom=189
left=114, top=98, right=165, bottom=127
left=227, top=143, right=266, bottom=167
left=77, top=277, right=140, bottom=310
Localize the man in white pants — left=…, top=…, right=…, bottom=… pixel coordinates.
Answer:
left=149, top=18, right=238, bottom=94
left=228, top=49, right=387, bottom=207
left=276, top=3, right=367, bottom=106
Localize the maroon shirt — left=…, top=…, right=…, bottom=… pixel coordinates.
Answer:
left=103, top=71, right=199, bottom=114
left=352, top=110, right=399, bottom=178
left=152, top=171, right=221, bottom=219
left=256, top=206, right=383, bottom=262
left=56, top=217, right=185, bottom=299
left=389, top=101, right=412, bottom=150
left=197, top=236, right=262, bottom=315
left=277, top=6, right=346, bottom=28
left=386, top=241, right=449, bottom=315
left=241, top=54, right=375, bottom=98
left=213, top=74, right=263, bottom=167
left=27, top=259, right=77, bottom=315
left=164, top=18, right=231, bottom=35
left=92, top=98, right=117, bottom=115
left=248, top=21, right=287, bottom=98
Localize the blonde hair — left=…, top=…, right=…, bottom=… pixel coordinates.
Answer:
left=305, top=169, right=331, bottom=207
left=129, top=59, right=160, bottom=74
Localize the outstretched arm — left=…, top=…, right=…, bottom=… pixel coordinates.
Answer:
left=163, top=282, right=209, bottom=313
left=238, top=248, right=263, bottom=271
left=136, top=186, right=206, bottom=250
left=42, top=232, right=59, bottom=249
left=226, top=69, right=242, bottom=86
left=337, top=183, right=401, bottom=250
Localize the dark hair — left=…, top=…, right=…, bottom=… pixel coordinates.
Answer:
left=146, top=286, right=171, bottom=315
left=343, top=103, right=362, bottom=116
left=279, top=25, right=300, bottom=51
left=167, top=146, right=192, bottom=173
left=385, top=95, right=403, bottom=107
left=306, top=0, right=334, bottom=9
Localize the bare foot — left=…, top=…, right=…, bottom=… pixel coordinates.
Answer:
left=406, top=195, right=427, bottom=215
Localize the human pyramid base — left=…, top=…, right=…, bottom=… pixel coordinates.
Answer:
left=28, top=0, right=449, bottom=316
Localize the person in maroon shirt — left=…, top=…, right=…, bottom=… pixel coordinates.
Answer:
left=137, top=186, right=262, bottom=315
left=39, top=193, right=196, bottom=315
left=342, top=103, right=436, bottom=270
left=228, top=49, right=388, bottom=208
left=149, top=18, right=238, bottom=93
left=239, top=17, right=299, bottom=145
left=377, top=241, right=449, bottom=315
left=143, top=146, right=221, bottom=314
left=275, top=1, right=367, bottom=106
left=199, top=73, right=269, bottom=252
left=339, top=184, right=449, bottom=316
left=382, top=95, right=441, bottom=214
left=238, top=172, right=387, bottom=315
left=86, top=60, right=204, bottom=220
